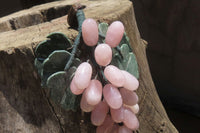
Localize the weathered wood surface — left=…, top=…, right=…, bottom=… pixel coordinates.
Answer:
left=0, top=0, right=178, bottom=132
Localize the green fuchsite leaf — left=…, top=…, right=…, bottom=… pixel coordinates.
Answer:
left=119, top=32, right=132, bottom=50
left=98, top=22, right=108, bottom=36
left=60, top=67, right=80, bottom=111
left=41, top=50, right=81, bottom=86
left=98, top=22, right=108, bottom=43
left=41, top=50, right=71, bottom=86
left=35, top=32, right=72, bottom=60
left=46, top=67, right=80, bottom=111
left=34, top=32, right=73, bottom=77
left=47, top=71, right=67, bottom=104
left=111, top=44, right=139, bottom=79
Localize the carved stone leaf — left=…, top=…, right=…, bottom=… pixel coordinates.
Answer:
left=47, top=71, right=67, bottom=104
left=111, top=44, right=139, bottom=79
left=98, top=23, right=108, bottom=43
left=98, top=22, right=108, bottom=36
left=60, top=67, right=80, bottom=111
left=41, top=50, right=81, bottom=87
left=46, top=67, right=79, bottom=111
left=41, top=50, right=71, bottom=86
left=35, top=32, right=72, bottom=60
left=124, top=52, right=139, bottom=79
left=119, top=32, right=131, bottom=48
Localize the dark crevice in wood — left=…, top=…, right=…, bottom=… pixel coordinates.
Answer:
left=5, top=5, right=72, bottom=32
left=9, top=19, right=16, bottom=30
left=41, top=87, right=65, bottom=133
left=41, top=5, right=72, bottom=22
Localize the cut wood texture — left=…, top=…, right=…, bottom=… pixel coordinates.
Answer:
left=0, top=0, right=178, bottom=132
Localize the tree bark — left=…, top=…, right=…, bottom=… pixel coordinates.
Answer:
left=0, top=0, right=178, bottom=132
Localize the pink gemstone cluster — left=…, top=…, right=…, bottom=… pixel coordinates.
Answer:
left=70, top=18, right=139, bottom=133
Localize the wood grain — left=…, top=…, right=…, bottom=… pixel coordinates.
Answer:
left=0, top=0, right=178, bottom=132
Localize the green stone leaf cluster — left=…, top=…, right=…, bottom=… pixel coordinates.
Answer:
left=34, top=32, right=81, bottom=111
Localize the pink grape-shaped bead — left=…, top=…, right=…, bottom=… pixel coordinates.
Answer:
left=110, top=106, right=124, bottom=123
left=74, top=62, right=92, bottom=90
left=82, top=18, right=99, bottom=46
left=124, top=104, right=140, bottom=114
left=80, top=92, right=95, bottom=112
left=118, top=125, right=132, bottom=133
left=91, top=101, right=109, bottom=126
left=70, top=78, right=84, bottom=95
left=111, top=124, right=119, bottom=133
left=85, top=79, right=102, bottom=105
left=104, top=65, right=125, bottom=87
left=131, top=104, right=139, bottom=114
left=123, top=107, right=139, bottom=130
left=94, top=43, right=112, bottom=66
left=120, top=88, right=138, bottom=106
left=105, top=123, right=119, bottom=133
left=121, top=70, right=139, bottom=91
left=103, top=84, right=122, bottom=109
left=96, top=115, right=114, bottom=133
left=105, top=21, right=124, bottom=47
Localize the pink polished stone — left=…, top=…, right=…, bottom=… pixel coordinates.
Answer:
left=70, top=77, right=84, bottom=95
left=123, top=107, right=139, bottom=130
left=74, top=62, right=92, bottom=90
left=91, top=101, right=109, bottom=126
left=118, top=125, right=132, bottom=133
left=96, top=115, right=114, bottom=133
left=110, top=106, right=124, bottom=123
left=131, top=104, right=139, bottom=114
left=120, top=88, right=138, bottom=106
left=105, top=21, right=124, bottom=47
left=80, top=92, right=95, bottom=112
left=103, top=84, right=122, bottom=109
left=123, top=104, right=139, bottom=114
left=82, top=18, right=99, bottom=46
left=85, top=79, right=102, bottom=105
left=121, top=70, right=139, bottom=91
left=104, top=65, right=125, bottom=87
left=94, top=43, right=112, bottom=66
left=109, top=124, right=119, bottom=133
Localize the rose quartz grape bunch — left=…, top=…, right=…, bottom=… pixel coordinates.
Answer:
left=70, top=18, right=140, bottom=132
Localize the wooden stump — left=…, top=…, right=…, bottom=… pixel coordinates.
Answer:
left=0, top=0, right=178, bottom=132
